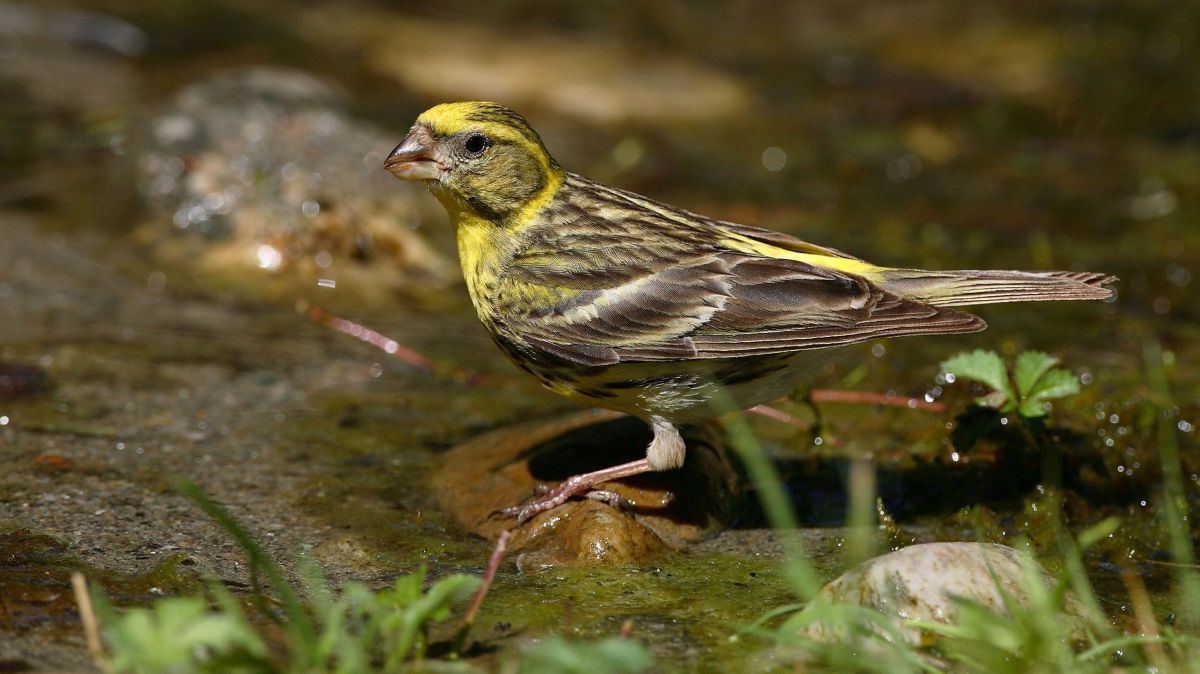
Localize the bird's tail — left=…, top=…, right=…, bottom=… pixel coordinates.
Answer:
left=877, top=269, right=1117, bottom=307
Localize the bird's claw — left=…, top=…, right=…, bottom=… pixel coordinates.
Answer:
left=493, top=477, right=619, bottom=525
left=584, top=489, right=634, bottom=511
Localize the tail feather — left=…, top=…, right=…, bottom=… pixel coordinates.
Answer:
left=878, top=269, right=1117, bottom=307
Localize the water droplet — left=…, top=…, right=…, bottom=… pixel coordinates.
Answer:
left=256, top=244, right=283, bottom=271
left=202, top=192, right=226, bottom=211
left=146, top=271, right=166, bottom=292
left=1127, top=187, right=1177, bottom=220
left=612, top=138, right=644, bottom=169
left=886, top=154, right=922, bottom=183
left=761, top=146, right=787, bottom=172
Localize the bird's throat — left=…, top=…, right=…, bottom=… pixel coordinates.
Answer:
left=454, top=215, right=505, bottom=322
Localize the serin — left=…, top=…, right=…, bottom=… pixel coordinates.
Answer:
left=385, top=101, right=1114, bottom=523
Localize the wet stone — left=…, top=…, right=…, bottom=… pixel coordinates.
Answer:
left=800, top=542, right=1087, bottom=647
left=132, top=66, right=456, bottom=310
left=513, top=500, right=670, bottom=571
left=430, top=410, right=739, bottom=568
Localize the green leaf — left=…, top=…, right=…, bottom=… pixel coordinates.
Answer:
left=1077, top=517, right=1121, bottom=552
left=101, top=596, right=269, bottom=673
left=941, top=350, right=1014, bottom=410
left=1017, top=368, right=1080, bottom=417
left=380, top=571, right=480, bottom=669
left=1013, top=351, right=1059, bottom=399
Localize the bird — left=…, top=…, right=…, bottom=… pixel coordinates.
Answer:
left=384, top=101, right=1115, bottom=523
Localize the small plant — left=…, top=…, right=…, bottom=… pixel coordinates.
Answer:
left=96, top=591, right=269, bottom=674
left=77, top=482, right=657, bottom=673
left=941, top=349, right=1081, bottom=418
left=84, top=482, right=483, bottom=673
left=726, top=342, right=1200, bottom=674
left=92, top=566, right=483, bottom=673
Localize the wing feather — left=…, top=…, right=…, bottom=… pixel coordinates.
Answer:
left=493, top=173, right=985, bottom=367
left=502, top=251, right=984, bottom=366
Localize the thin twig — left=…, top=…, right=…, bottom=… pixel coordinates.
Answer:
left=748, top=404, right=811, bottom=430
left=71, top=572, right=105, bottom=665
left=308, top=305, right=487, bottom=384
left=1119, top=564, right=1172, bottom=673
left=307, top=306, right=436, bottom=373
left=464, top=529, right=512, bottom=628
left=810, top=388, right=945, bottom=412
left=452, top=530, right=512, bottom=656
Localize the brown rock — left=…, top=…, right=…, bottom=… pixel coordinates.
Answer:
left=430, top=410, right=738, bottom=567
left=512, top=500, right=670, bottom=571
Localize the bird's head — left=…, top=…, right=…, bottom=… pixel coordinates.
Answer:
left=385, top=101, right=563, bottom=222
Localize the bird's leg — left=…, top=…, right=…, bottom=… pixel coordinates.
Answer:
left=499, top=416, right=685, bottom=524
left=498, top=457, right=652, bottom=523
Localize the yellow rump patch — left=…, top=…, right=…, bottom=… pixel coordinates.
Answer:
left=721, top=233, right=885, bottom=278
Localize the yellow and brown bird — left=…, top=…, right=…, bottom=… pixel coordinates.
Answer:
left=385, top=101, right=1114, bottom=522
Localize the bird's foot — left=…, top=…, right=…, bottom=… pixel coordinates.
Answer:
left=497, top=473, right=598, bottom=524
left=494, top=457, right=655, bottom=525
left=584, top=489, right=634, bottom=510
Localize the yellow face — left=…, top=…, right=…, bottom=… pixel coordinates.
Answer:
left=385, top=101, right=563, bottom=222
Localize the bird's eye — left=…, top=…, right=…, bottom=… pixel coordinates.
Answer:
left=463, top=133, right=489, bottom=156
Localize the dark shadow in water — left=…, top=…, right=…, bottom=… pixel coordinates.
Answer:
left=511, top=411, right=1147, bottom=528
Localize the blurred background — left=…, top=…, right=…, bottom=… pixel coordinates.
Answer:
left=2, top=1, right=1198, bottom=670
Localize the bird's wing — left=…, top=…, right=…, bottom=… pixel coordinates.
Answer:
left=704, top=219, right=864, bottom=261
left=503, top=251, right=985, bottom=367
left=514, top=175, right=864, bottom=292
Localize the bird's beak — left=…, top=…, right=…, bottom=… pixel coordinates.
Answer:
left=385, top=126, right=441, bottom=181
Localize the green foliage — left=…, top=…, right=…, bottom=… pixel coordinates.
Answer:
left=301, top=567, right=480, bottom=673
left=90, top=482, right=484, bottom=674
left=742, top=519, right=1200, bottom=674
left=515, top=636, right=653, bottom=674
left=86, top=483, right=656, bottom=674
left=95, top=592, right=269, bottom=674
left=941, top=349, right=1080, bottom=417
left=725, top=343, right=1200, bottom=674
left=909, top=522, right=1112, bottom=674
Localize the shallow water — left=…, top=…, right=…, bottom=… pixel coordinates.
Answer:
left=1, top=1, right=1198, bottom=671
